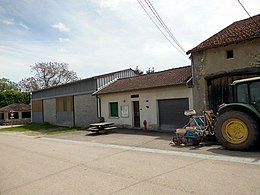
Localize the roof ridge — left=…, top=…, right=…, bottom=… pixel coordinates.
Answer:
left=187, top=14, right=260, bottom=54
left=116, top=65, right=191, bottom=81
left=96, top=66, right=192, bottom=95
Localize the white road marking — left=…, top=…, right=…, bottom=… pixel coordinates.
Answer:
left=40, top=137, right=260, bottom=165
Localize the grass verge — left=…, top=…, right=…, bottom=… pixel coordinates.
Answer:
left=0, top=123, right=79, bottom=135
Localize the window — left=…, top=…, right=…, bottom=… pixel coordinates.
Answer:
left=22, top=112, right=31, bottom=118
left=0, top=113, right=4, bottom=120
left=131, top=94, right=139, bottom=98
left=237, top=83, right=249, bottom=103
left=226, top=50, right=234, bottom=59
left=110, top=102, right=118, bottom=117
left=249, top=81, right=260, bottom=106
left=8, top=112, right=18, bottom=119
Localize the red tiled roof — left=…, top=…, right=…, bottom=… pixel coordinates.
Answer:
left=96, top=66, right=191, bottom=95
left=187, top=14, right=260, bottom=54
left=0, top=103, right=31, bottom=112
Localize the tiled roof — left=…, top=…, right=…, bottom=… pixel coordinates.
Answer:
left=96, top=66, right=191, bottom=95
left=0, top=103, right=31, bottom=112
left=187, top=14, right=260, bottom=54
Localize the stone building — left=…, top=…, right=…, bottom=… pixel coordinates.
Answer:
left=0, top=103, right=31, bottom=125
left=187, top=14, right=260, bottom=112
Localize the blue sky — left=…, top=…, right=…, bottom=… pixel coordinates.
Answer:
left=1, top=0, right=260, bottom=82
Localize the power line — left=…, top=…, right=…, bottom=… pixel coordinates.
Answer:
left=137, top=0, right=186, bottom=57
left=140, top=0, right=187, bottom=56
left=237, top=0, right=260, bottom=30
left=137, top=0, right=187, bottom=57
left=144, top=0, right=186, bottom=54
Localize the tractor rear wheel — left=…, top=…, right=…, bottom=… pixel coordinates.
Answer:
left=214, top=111, right=259, bottom=150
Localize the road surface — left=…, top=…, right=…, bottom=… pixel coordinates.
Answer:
left=0, top=133, right=260, bottom=194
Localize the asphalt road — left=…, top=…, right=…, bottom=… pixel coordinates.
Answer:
left=1, top=132, right=260, bottom=195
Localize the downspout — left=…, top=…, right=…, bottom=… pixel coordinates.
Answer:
left=97, top=96, right=102, bottom=119
left=73, top=95, right=75, bottom=127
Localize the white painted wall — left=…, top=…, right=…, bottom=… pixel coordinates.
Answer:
left=98, top=85, right=193, bottom=130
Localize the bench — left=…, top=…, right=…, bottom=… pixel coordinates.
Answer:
left=87, top=122, right=116, bottom=134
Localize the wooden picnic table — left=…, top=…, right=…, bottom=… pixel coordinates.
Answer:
left=88, top=122, right=116, bottom=134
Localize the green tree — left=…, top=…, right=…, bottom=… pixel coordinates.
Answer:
left=0, top=78, right=19, bottom=92
left=0, top=78, right=30, bottom=107
left=19, top=62, right=79, bottom=91
left=0, top=90, right=30, bottom=107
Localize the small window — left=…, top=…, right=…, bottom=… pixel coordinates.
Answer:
left=22, top=112, right=31, bottom=118
left=110, top=102, right=118, bottom=117
left=131, top=94, right=139, bottom=98
left=226, top=50, right=234, bottom=59
left=8, top=112, right=19, bottom=119
left=0, top=113, right=4, bottom=120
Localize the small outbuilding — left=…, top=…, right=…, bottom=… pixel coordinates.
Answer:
left=95, top=66, right=193, bottom=131
left=0, top=103, right=31, bottom=125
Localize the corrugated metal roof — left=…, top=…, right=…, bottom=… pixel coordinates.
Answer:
left=93, top=68, right=138, bottom=79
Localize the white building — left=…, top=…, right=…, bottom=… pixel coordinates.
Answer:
left=95, top=66, right=193, bottom=131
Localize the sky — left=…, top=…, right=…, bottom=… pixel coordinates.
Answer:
left=0, top=0, right=260, bottom=83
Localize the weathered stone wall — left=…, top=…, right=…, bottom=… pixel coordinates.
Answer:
left=191, top=38, right=260, bottom=112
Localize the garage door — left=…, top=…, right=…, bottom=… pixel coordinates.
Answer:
left=158, top=98, right=189, bottom=131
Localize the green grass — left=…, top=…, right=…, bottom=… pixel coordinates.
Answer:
left=0, top=123, right=79, bottom=135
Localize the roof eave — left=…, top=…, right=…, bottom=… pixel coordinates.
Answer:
left=187, top=32, right=260, bottom=54
left=96, top=83, right=188, bottom=96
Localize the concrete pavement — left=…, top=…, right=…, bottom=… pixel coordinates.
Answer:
left=1, top=132, right=260, bottom=195
left=45, top=129, right=260, bottom=160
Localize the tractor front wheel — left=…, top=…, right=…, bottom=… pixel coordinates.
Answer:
left=214, top=111, right=259, bottom=150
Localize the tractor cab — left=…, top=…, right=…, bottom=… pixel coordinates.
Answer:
left=232, top=77, right=260, bottom=112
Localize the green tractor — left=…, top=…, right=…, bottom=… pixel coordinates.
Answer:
left=214, top=77, right=260, bottom=150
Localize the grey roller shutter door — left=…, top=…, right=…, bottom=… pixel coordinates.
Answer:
left=158, top=98, right=189, bottom=131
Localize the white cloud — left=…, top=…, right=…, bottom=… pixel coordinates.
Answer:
left=2, top=19, right=15, bottom=25
left=57, top=48, right=69, bottom=53
left=96, top=0, right=121, bottom=10
left=58, top=37, right=70, bottom=42
left=2, top=18, right=29, bottom=30
left=1, top=0, right=260, bottom=82
left=18, top=22, right=30, bottom=30
left=52, top=22, right=70, bottom=32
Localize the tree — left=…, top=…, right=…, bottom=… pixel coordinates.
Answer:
left=0, top=90, right=30, bottom=107
left=134, top=66, right=143, bottom=75
left=0, top=78, right=30, bottom=107
left=134, top=66, right=155, bottom=75
left=146, top=67, right=155, bottom=74
left=19, top=62, right=79, bottom=91
left=0, top=78, right=19, bottom=92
